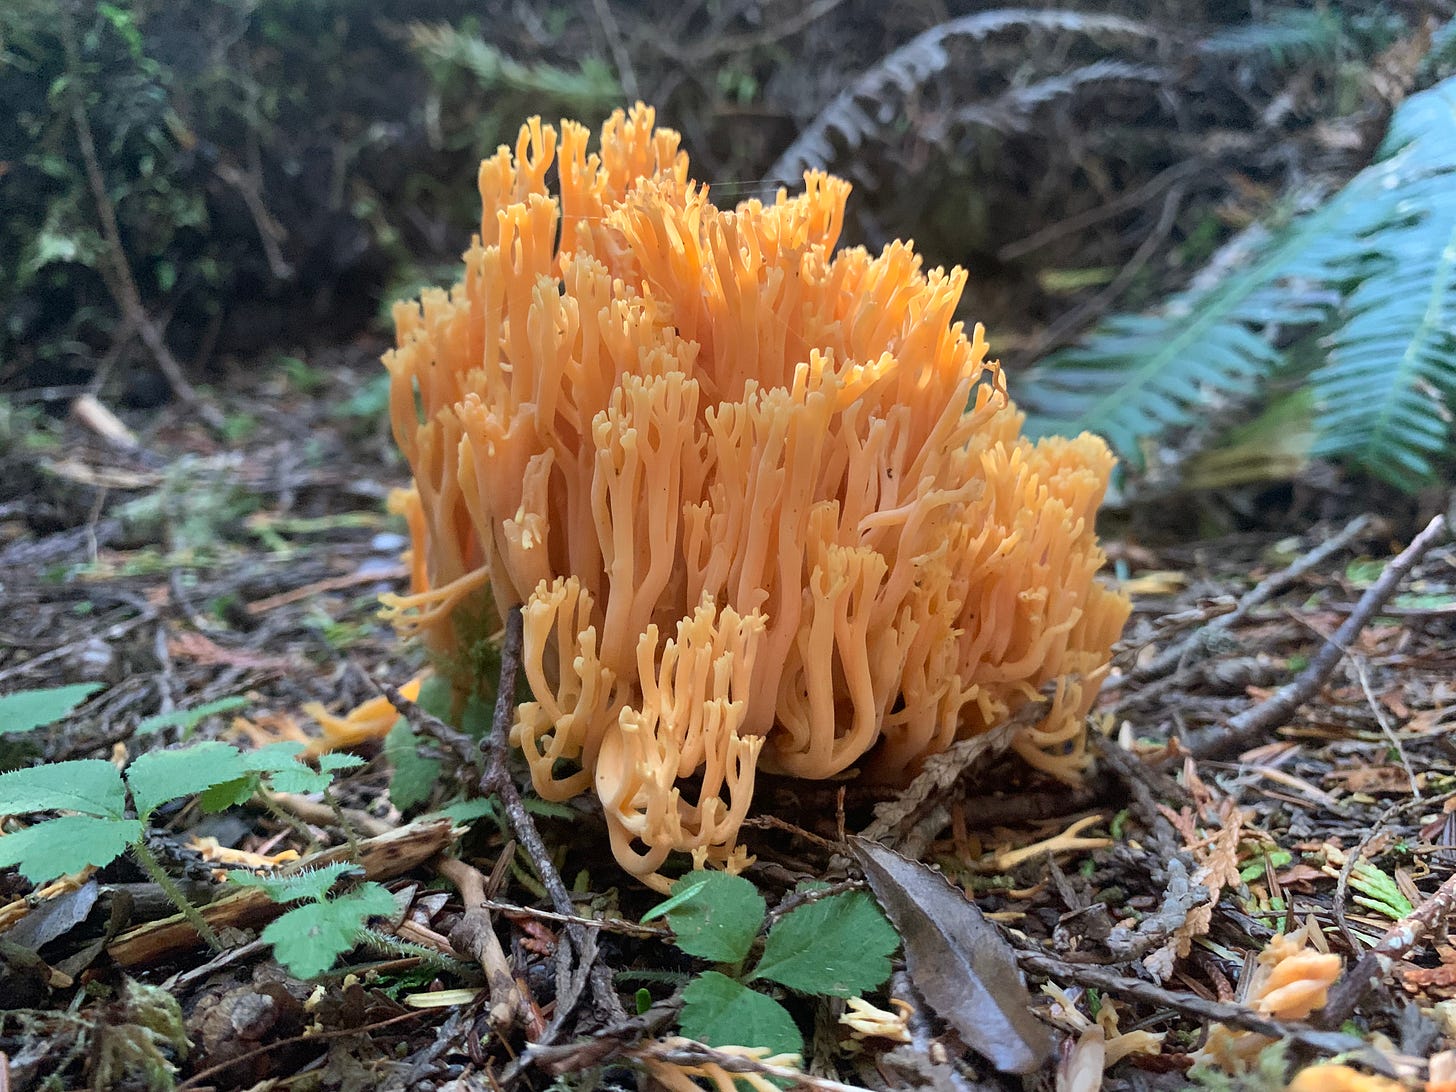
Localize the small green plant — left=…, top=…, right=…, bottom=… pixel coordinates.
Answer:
left=1347, top=860, right=1414, bottom=920
left=0, top=740, right=351, bottom=947
left=226, top=861, right=399, bottom=979
left=643, top=871, right=900, bottom=1059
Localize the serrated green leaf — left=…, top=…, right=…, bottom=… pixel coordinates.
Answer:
left=126, top=742, right=247, bottom=819
left=679, top=971, right=802, bottom=1058
left=260, top=882, right=398, bottom=978
left=226, top=861, right=356, bottom=904
left=317, top=753, right=365, bottom=774
left=384, top=720, right=441, bottom=811
left=751, top=891, right=898, bottom=997
left=430, top=798, right=498, bottom=825
left=659, top=872, right=765, bottom=964
left=0, top=815, right=142, bottom=883
left=0, top=759, right=128, bottom=818
left=244, top=743, right=332, bottom=795
left=134, top=696, right=247, bottom=736
left=0, top=684, right=103, bottom=735
left=197, top=776, right=260, bottom=812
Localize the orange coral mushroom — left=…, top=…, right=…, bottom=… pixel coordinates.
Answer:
left=382, top=103, right=1131, bottom=889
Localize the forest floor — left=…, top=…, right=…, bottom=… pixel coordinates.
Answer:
left=3, top=353, right=1456, bottom=1092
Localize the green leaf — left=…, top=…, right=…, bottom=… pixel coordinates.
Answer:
left=0, top=759, right=128, bottom=818
left=125, top=742, right=247, bottom=819
left=679, top=971, right=802, bottom=1058
left=0, top=815, right=142, bottom=883
left=260, top=882, right=398, bottom=978
left=430, top=798, right=498, bottom=825
left=0, top=684, right=103, bottom=734
left=135, top=696, right=247, bottom=736
left=245, top=743, right=332, bottom=795
left=317, top=753, right=365, bottom=774
left=197, top=776, right=259, bottom=812
left=384, top=719, right=441, bottom=811
left=657, top=871, right=765, bottom=964
left=751, top=891, right=899, bottom=997
left=226, top=861, right=356, bottom=904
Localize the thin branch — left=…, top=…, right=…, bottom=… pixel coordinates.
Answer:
left=59, top=3, right=227, bottom=435
left=478, top=606, right=628, bottom=1034
left=1110, top=513, right=1374, bottom=693
left=1017, top=950, right=1372, bottom=1059
left=1190, top=514, right=1447, bottom=760
left=590, top=0, right=640, bottom=101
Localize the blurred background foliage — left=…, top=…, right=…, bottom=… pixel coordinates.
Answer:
left=2, top=0, right=1454, bottom=523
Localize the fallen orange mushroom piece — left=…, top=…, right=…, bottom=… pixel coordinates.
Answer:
left=301, top=672, right=428, bottom=756
left=380, top=103, right=1131, bottom=889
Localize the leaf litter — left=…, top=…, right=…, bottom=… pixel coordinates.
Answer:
left=4, top=357, right=1456, bottom=1089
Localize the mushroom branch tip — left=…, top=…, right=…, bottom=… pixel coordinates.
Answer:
left=381, top=102, right=1131, bottom=888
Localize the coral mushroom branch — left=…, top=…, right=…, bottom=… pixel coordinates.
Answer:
left=382, top=103, right=1130, bottom=888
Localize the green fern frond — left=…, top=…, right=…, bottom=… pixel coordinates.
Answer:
left=1311, top=168, right=1456, bottom=487
left=1017, top=192, right=1357, bottom=463
left=1019, top=73, right=1456, bottom=490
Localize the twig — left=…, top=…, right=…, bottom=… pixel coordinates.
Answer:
left=58, top=2, right=226, bottom=436
left=1110, top=513, right=1374, bottom=693
left=1353, top=656, right=1420, bottom=798
left=1319, top=866, right=1456, bottom=1028
left=507, top=1003, right=678, bottom=1080
left=435, top=856, right=527, bottom=1031
left=999, top=158, right=1205, bottom=261
left=478, top=606, right=628, bottom=1033
left=174, top=1008, right=432, bottom=1091
left=1026, top=179, right=1188, bottom=357
left=381, top=684, right=479, bottom=773
left=478, top=608, right=572, bottom=919
left=590, top=0, right=639, bottom=101
left=1016, top=950, right=1372, bottom=1060
left=480, top=897, right=667, bottom=937
left=628, top=1039, right=878, bottom=1092
left=1190, top=515, right=1447, bottom=760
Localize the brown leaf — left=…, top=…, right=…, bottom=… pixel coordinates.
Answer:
left=850, top=837, right=1053, bottom=1075
left=1325, top=766, right=1418, bottom=795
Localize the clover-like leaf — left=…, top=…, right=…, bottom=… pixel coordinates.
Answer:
left=679, top=971, right=802, bottom=1059
left=750, top=890, right=898, bottom=997
left=0, top=759, right=128, bottom=818
left=0, top=815, right=142, bottom=883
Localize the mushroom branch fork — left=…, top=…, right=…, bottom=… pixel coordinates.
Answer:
left=380, top=103, right=1130, bottom=889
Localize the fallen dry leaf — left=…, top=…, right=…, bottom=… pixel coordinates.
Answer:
left=851, top=837, right=1052, bottom=1075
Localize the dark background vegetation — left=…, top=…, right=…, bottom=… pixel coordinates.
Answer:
left=3, top=0, right=1455, bottom=522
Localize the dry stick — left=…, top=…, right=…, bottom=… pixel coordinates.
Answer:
left=58, top=3, right=227, bottom=436
left=1190, top=514, right=1447, bottom=760
left=435, top=856, right=527, bottom=1031
left=1320, top=866, right=1456, bottom=1029
left=478, top=606, right=629, bottom=1032
left=1016, top=951, right=1371, bottom=1061
left=1110, top=512, right=1375, bottom=694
